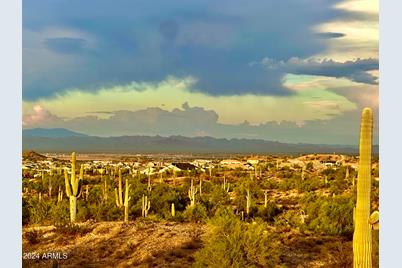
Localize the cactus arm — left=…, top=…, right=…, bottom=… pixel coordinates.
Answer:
left=118, top=170, right=123, bottom=205
left=76, top=179, right=83, bottom=198
left=70, top=153, right=76, bottom=187
left=64, top=169, right=72, bottom=197
left=171, top=203, right=175, bottom=217
left=124, top=179, right=130, bottom=206
left=115, top=188, right=120, bottom=207
left=369, top=211, right=379, bottom=230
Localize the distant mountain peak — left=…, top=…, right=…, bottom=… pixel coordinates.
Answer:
left=22, top=128, right=88, bottom=138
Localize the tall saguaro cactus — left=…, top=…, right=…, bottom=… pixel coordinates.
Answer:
left=64, top=152, right=83, bottom=223
left=142, top=195, right=151, bottom=217
left=188, top=179, right=197, bottom=206
left=115, top=169, right=131, bottom=222
left=246, top=189, right=251, bottom=215
left=57, top=186, right=63, bottom=203
left=353, top=107, right=373, bottom=268
left=222, top=176, right=230, bottom=192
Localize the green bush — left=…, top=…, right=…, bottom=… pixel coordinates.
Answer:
left=24, top=230, right=40, bottom=244
left=22, top=197, right=30, bottom=225
left=49, top=201, right=70, bottom=226
left=148, top=184, right=184, bottom=218
left=27, top=199, right=53, bottom=224
left=233, top=179, right=260, bottom=216
left=193, top=208, right=280, bottom=267
left=257, top=202, right=281, bottom=222
left=202, top=184, right=231, bottom=216
left=183, top=204, right=208, bottom=223
left=302, top=193, right=354, bottom=237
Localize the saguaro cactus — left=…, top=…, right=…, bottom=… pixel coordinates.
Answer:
left=188, top=179, right=197, bottom=206
left=102, top=176, right=108, bottom=201
left=353, top=107, right=374, bottom=268
left=264, top=190, right=268, bottom=208
left=64, top=152, right=83, bottom=223
left=114, top=169, right=131, bottom=222
left=222, top=176, right=230, bottom=192
left=85, top=185, right=89, bottom=201
left=142, top=195, right=150, bottom=217
left=246, top=189, right=251, bottom=215
left=57, top=186, right=63, bottom=203
left=171, top=203, right=175, bottom=217
left=199, top=178, right=203, bottom=197
left=48, top=175, right=53, bottom=198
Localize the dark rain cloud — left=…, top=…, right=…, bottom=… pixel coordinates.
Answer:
left=315, top=32, right=346, bottom=39
left=23, top=0, right=374, bottom=100
left=253, top=57, right=378, bottom=84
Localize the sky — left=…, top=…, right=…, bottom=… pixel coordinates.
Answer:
left=22, top=0, right=379, bottom=145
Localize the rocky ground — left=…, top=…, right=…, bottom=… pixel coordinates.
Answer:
left=23, top=220, right=204, bottom=268
left=22, top=219, right=354, bottom=268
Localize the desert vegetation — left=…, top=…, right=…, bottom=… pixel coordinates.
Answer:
left=22, top=111, right=379, bottom=268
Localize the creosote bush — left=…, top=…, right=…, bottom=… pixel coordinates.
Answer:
left=193, top=208, right=280, bottom=268
left=183, top=204, right=208, bottom=223
left=301, top=193, right=355, bottom=237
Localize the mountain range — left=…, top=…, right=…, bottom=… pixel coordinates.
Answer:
left=22, top=128, right=378, bottom=154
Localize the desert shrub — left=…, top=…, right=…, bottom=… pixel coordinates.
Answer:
left=297, top=176, right=323, bottom=192
left=55, top=223, right=94, bottom=237
left=49, top=201, right=70, bottom=225
left=76, top=200, right=91, bottom=222
left=257, top=202, right=282, bottom=222
left=274, top=209, right=302, bottom=228
left=87, top=184, right=105, bottom=203
left=302, top=193, right=354, bottom=237
left=329, top=177, right=348, bottom=195
left=24, top=230, right=40, bottom=244
left=27, top=199, right=53, bottom=224
left=306, top=162, right=314, bottom=171
left=149, top=184, right=184, bottom=218
left=277, top=176, right=300, bottom=191
left=22, top=197, right=30, bottom=225
left=260, top=179, right=279, bottom=190
left=198, top=180, right=213, bottom=196
left=183, top=204, right=208, bottom=223
left=233, top=179, right=260, bottom=216
left=202, top=184, right=231, bottom=216
left=324, top=241, right=353, bottom=267
left=92, top=199, right=122, bottom=221
left=193, top=208, right=280, bottom=268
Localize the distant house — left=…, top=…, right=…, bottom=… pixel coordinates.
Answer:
left=220, top=159, right=242, bottom=165
left=140, top=167, right=156, bottom=175
left=171, top=163, right=198, bottom=171
left=320, top=160, right=337, bottom=167
left=159, top=164, right=181, bottom=173
left=247, top=158, right=260, bottom=165
left=220, top=159, right=248, bottom=170
left=192, top=159, right=212, bottom=168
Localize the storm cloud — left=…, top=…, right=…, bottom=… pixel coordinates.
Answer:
left=22, top=0, right=367, bottom=99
